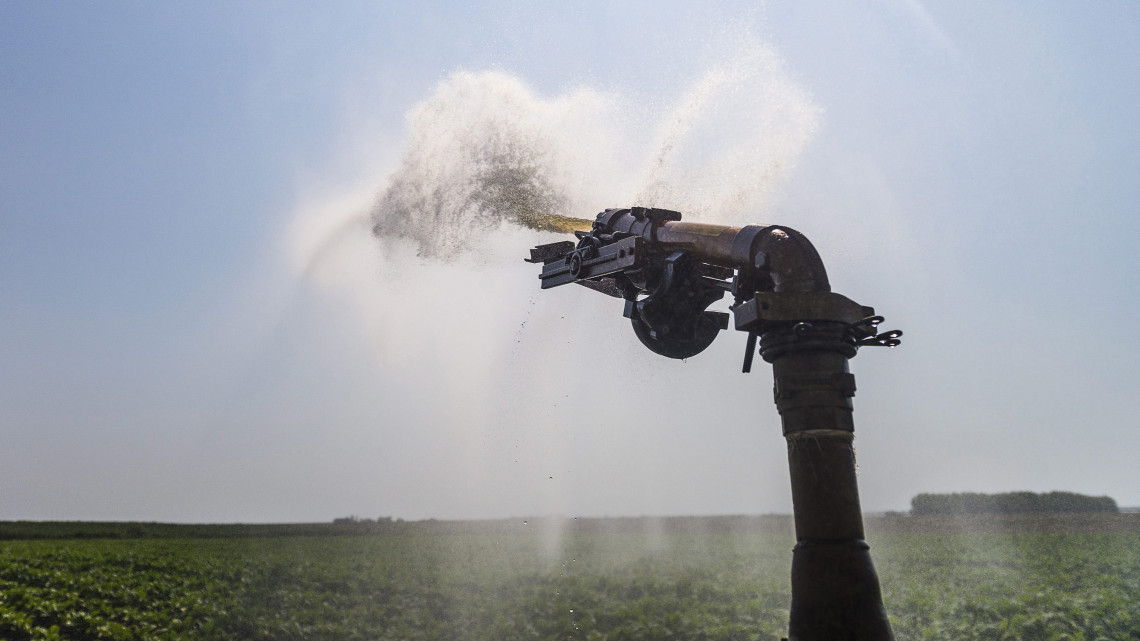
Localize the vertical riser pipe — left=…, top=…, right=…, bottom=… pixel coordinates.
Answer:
left=763, top=328, right=894, bottom=641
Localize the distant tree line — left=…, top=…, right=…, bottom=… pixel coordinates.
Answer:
left=332, top=516, right=396, bottom=525
left=911, top=491, right=1118, bottom=515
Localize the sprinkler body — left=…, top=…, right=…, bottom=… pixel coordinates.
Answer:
left=528, top=207, right=900, bottom=641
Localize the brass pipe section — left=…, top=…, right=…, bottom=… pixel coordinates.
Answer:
left=593, top=208, right=831, bottom=293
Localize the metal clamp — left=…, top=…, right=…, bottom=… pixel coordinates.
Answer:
left=848, top=316, right=903, bottom=348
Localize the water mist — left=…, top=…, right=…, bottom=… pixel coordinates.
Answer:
left=291, top=38, right=822, bottom=538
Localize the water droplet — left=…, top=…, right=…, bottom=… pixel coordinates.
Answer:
left=523, top=520, right=528, bottom=525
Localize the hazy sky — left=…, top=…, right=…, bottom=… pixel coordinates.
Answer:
left=3, top=1, right=1139, bottom=522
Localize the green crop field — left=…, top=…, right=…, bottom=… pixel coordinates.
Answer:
left=1, top=516, right=1138, bottom=641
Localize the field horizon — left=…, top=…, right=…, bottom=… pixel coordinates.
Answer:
left=4, top=511, right=1140, bottom=541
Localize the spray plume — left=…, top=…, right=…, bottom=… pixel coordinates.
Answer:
left=287, top=36, right=825, bottom=523
left=368, top=42, right=821, bottom=259
left=369, top=71, right=602, bottom=257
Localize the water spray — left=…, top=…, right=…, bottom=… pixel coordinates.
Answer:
left=527, top=206, right=901, bottom=641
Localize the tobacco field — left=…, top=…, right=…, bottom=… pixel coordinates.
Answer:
left=1, top=523, right=1138, bottom=641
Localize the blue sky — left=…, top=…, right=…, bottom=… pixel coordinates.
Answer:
left=2, top=1, right=1139, bottom=522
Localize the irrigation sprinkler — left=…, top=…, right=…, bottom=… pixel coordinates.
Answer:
left=526, top=207, right=901, bottom=641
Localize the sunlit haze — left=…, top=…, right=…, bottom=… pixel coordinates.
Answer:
left=3, top=1, right=1139, bottom=522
